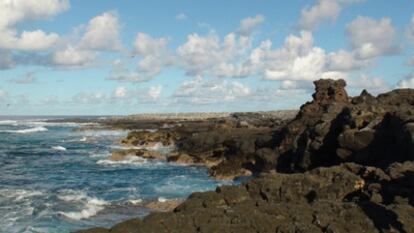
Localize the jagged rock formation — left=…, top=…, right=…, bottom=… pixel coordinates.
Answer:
left=76, top=79, right=414, bottom=233
left=259, top=79, right=414, bottom=173
left=76, top=162, right=414, bottom=233
left=121, top=113, right=294, bottom=179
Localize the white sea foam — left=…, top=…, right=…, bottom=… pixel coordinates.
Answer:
left=0, top=120, right=18, bottom=125
left=79, top=137, right=87, bottom=142
left=51, top=146, right=67, bottom=151
left=97, top=156, right=148, bottom=166
left=57, top=190, right=108, bottom=220
left=158, top=197, right=167, bottom=203
left=0, top=126, right=48, bottom=134
left=0, top=188, right=44, bottom=202
left=126, top=199, right=143, bottom=205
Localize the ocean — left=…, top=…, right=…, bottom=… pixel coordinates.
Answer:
left=0, top=116, right=234, bottom=233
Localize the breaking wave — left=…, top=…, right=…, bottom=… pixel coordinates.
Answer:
left=57, top=190, right=108, bottom=220
left=0, top=126, right=48, bottom=134
left=51, top=146, right=67, bottom=151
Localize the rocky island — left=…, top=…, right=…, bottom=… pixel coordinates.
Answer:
left=76, top=79, right=414, bottom=233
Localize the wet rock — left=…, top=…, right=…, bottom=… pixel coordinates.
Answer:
left=110, top=149, right=164, bottom=161
left=167, top=152, right=195, bottom=164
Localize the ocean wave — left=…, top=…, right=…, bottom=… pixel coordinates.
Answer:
left=0, top=188, right=44, bottom=202
left=97, top=156, right=149, bottom=166
left=0, top=119, right=98, bottom=128
left=0, top=126, right=48, bottom=134
left=57, top=190, right=108, bottom=220
left=126, top=199, right=143, bottom=205
left=0, top=120, right=18, bottom=125
left=51, top=146, right=67, bottom=151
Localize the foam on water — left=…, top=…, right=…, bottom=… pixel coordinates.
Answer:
left=0, top=117, right=238, bottom=233
left=0, top=126, right=48, bottom=134
left=0, top=120, right=18, bottom=125
left=97, top=155, right=149, bottom=166
left=57, top=190, right=108, bottom=220
left=51, top=146, right=67, bottom=151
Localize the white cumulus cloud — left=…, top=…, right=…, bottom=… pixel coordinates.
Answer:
left=52, top=46, right=96, bottom=67
left=79, top=11, right=122, bottom=51
left=346, top=16, right=397, bottom=59
left=0, top=0, right=69, bottom=51
left=299, top=0, right=341, bottom=30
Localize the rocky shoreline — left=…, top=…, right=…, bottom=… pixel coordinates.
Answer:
left=76, top=79, right=414, bottom=233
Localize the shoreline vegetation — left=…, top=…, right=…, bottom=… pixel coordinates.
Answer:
left=72, top=79, right=413, bottom=233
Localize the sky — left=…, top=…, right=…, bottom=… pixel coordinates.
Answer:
left=0, top=0, right=414, bottom=115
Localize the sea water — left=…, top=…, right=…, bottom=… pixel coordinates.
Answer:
left=0, top=116, right=234, bottom=233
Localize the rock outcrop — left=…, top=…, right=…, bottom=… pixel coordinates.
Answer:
left=261, top=79, right=414, bottom=173
left=76, top=79, right=414, bottom=233
left=76, top=162, right=414, bottom=233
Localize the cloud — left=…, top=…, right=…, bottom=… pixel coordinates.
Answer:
left=0, top=29, right=59, bottom=51
left=174, top=76, right=251, bottom=104
left=0, top=0, right=70, bottom=28
left=326, top=49, right=370, bottom=71
left=52, top=46, right=97, bottom=67
left=299, top=0, right=341, bottom=30
left=298, top=0, right=365, bottom=31
left=346, top=16, right=398, bottom=59
left=110, top=85, right=163, bottom=103
left=347, top=74, right=391, bottom=93
left=10, top=71, right=37, bottom=84
left=0, top=0, right=69, bottom=51
left=71, top=92, right=106, bottom=105
left=79, top=11, right=122, bottom=51
left=134, top=33, right=170, bottom=77
left=263, top=31, right=347, bottom=82
left=113, top=86, right=127, bottom=98
left=52, top=11, right=122, bottom=68
left=177, top=32, right=254, bottom=77
left=236, top=14, right=265, bottom=36
left=396, top=74, right=414, bottom=88
left=148, top=85, right=162, bottom=100
left=175, top=13, right=187, bottom=21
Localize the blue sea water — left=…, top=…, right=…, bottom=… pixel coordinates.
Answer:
left=0, top=116, right=234, bottom=233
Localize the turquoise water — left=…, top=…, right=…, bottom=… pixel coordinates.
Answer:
left=0, top=117, right=233, bottom=233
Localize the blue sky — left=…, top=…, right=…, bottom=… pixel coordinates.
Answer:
left=0, top=0, right=413, bottom=115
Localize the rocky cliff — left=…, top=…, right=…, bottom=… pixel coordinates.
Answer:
left=76, top=79, right=414, bottom=233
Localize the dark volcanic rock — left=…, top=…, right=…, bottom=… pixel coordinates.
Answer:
left=75, top=163, right=414, bottom=233
left=77, top=79, right=414, bottom=233
left=269, top=79, right=414, bottom=172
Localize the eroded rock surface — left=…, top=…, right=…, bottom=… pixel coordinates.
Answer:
left=76, top=163, right=414, bottom=233
left=76, top=79, right=414, bottom=233
left=266, top=79, right=414, bottom=173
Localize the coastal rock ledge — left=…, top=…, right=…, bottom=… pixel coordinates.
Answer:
left=76, top=79, right=414, bottom=233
